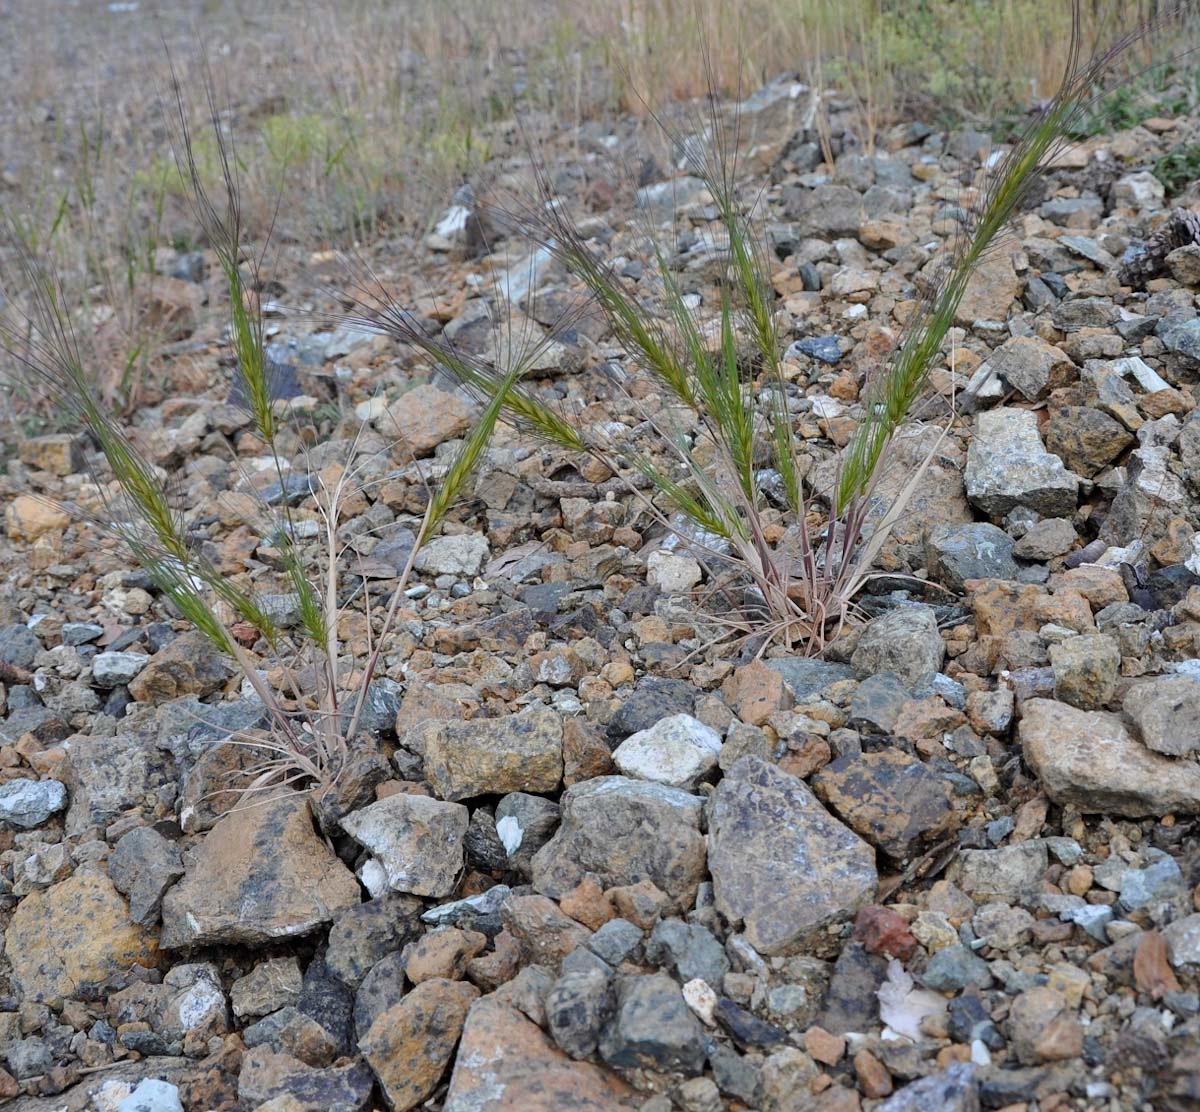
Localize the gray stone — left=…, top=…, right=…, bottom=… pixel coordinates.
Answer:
left=0, top=624, right=40, bottom=668
left=1053, top=297, right=1119, bottom=332
left=413, top=534, right=489, bottom=577
left=91, top=650, right=149, bottom=688
left=611, top=714, right=721, bottom=789
left=765, top=658, right=855, bottom=701
left=546, top=967, right=614, bottom=1059
left=495, top=792, right=561, bottom=875
left=926, top=523, right=1020, bottom=592
left=1012, top=518, right=1077, bottom=561
left=232, top=957, right=304, bottom=1019
left=708, top=756, right=877, bottom=955
left=1123, top=675, right=1200, bottom=755
left=922, top=946, right=994, bottom=992
left=62, top=621, right=104, bottom=645
left=877, top=1063, right=979, bottom=1112
left=1163, top=914, right=1200, bottom=968
left=354, top=951, right=407, bottom=1037
left=1162, top=318, right=1200, bottom=364
left=607, top=676, right=696, bottom=741
left=1045, top=406, right=1135, bottom=477
left=0, top=778, right=67, bottom=828
left=784, top=183, right=865, bottom=237
left=818, top=942, right=887, bottom=1035
left=532, top=777, right=706, bottom=909
left=984, top=335, right=1074, bottom=401
left=599, top=973, right=706, bottom=1074
left=851, top=605, right=944, bottom=688
left=645, top=918, right=730, bottom=986
left=237, top=1048, right=375, bottom=1112
left=63, top=729, right=177, bottom=836
left=636, top=176, right=709, bottom=211
left=1099, top=446, right=1188, bottom=549
left=848, top=672, right=911, bottom=733
left=965, top=409, right=1080, bottom=517
left=1119, top=856, right=1187, bottom=912
left=958, top=842, right=1049, bottom=904
left=108, top=825, right=185, bottom=925
left=117, top=1079, right=185, bottom=1112
left=1020, top=698, right=1200, bottom=816
left=589, top=919, right=644, bottom=966
left=342, top=792, right=468, bottom=898
left=326, top=893, right=423, bottom=988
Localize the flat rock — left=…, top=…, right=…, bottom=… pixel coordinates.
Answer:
left=413, top=534, right=489, bottom=577
left=964, top=409, right=1080, bottom=517
left=812, top=750, right=958, bottom=859
left=984, top=335, right=1074, bottom=401
left=1044, top=406, right=1134, bottom=477
left=532, top=777, right=706, bottom=910
left=926, top=523, right=1020, bottom=593
left=6, top=873, right=159, bottom=1003
left=766, top=658, right=855, bottom=700
left=444, top=995, right=637, bottom=1110
left=237, top=1047, right=375, bottom=1112
left=1020, top=698, right=1200, bottom=817
left=377, top=383, right=474, bottom=457
left=359, top=978, right=479, bottom=1112
left=92, top=650, right=149, bottom=688
left=708, top=756, right=877, bottom=955
left=877, top=1063, right=979, bottom=1111
left=0, top=778, right=67, bottom=829
left=611, top=713, right=722, bottom=789
left=161, top=794, right=361, bottom=948
left=341, top=792, right=468, bottom=897
left=424, top=709, right=563, bottom=801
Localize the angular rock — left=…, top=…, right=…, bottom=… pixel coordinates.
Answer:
left=341, top=792, right=468, bottom=897
left=1049, top=633, right=1119, bottom=710
left=850, top=605, right=944, bottom=688
left=1007, top=987, right=1083, bottom=1065
left=63, top=728, right=176, bottom=836
left=958, top=842, right=1048, bottom=903
left=444, top=996, right=637, bottom=1110
left=127, top=631, right=233, bottom=702
left=326, top=894, right=424, bottom=987
left=161, top=794, right=360, bottom=948
left=546, top=968, right=614, bottom=1059
left=1123, top=675, right=1200, bottom=755
left=956, top=250, right=1020, bottom=325
left=1044, top=406, right=1134, bottom=477
left=812, top=750, right=958, bottom=859
left=424, top=709, right=563, bottom=801
left=502, top=893, right=591, bottom=966
left=92, top=650, right=150, bottom=688
left=413, top=534, right=489, bottom=577
left=359, top=978, right=479, bottom=1112
left=877, top=1063, right=979, bottom=1112
left=495, top=792, right=560, bottom=875
left=709, top=756, right=877, bottom=955
left=611, top=714, right=721, bottom=789
left=983, top=335, right=1074, bottom=401
left=926, top=524, right=1019, bottom=593
left=598, top=973, right=706, bottom=1074
left=378, top=383, right=473, bottom=457
left=1020, top=698, right=1200, bottom=816
left=232, top=958, right=304, bottom=1020
left=108, top=825, right=185, bottom=926
left=532, top=776, right=706, bottom=910
left=644, top=918, right=730, bottom=987
left=6, top=873, right=159, bottom=1003
left=0, top=777, right=67, bottom=829
left=238, top=1047, right=374, bottom=1112
left=4, top=495, right=70, bottom=540
left=964, top=409, right=1080, bottom=517
left=766, top=658, right=855, bottom=701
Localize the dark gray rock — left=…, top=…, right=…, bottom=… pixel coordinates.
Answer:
left=532, top=776, right=706, bottom=909
left=818, top=942, right=887, bottom=1034
left=922, top=946, right=994, bottom=992
left=926, top=524, right=1020, bottom=592
left=599, top=973, right=706, bottom=1074
left=765, top=658, right=855, bottom=701
left=0, top=624, right=40, bottom=668
left=607, top=676, right=696, bottom=741
left=496, top=792, right=561, bottom=875
left=108, top=825, right=185, bottom=926
left=848, top=672, right=911, bottom=733
left=63, top=728, right=177, bottom=836
left=326, top=894, right=423, bottom=989
left=645, top=918, right=730, bottom=986
left=353, top=951, right=407, bottom=1038
left=588, top=918, right=644, bottom=967
left=547, top=967, right=614, bottom=1059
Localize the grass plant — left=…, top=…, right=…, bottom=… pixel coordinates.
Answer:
left=341, top=7, right=1173, bottom=656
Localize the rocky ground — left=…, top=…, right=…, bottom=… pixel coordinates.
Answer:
left=2, top=75, right=1200, bottom=1112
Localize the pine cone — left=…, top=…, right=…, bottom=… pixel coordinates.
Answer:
left=1118, top=208, right=1200, bottom=288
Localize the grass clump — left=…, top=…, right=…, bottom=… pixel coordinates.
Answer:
left=0, top=83, right=527, bottom=804
left=344, top=12, right=1167, bottom=656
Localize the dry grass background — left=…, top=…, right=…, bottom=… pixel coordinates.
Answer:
left=0, top=0, right=1178, bottom=419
